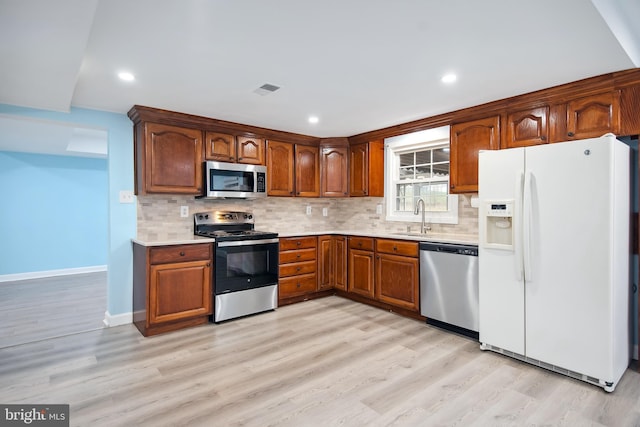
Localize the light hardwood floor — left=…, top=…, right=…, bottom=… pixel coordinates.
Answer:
left=0, top=296, right=639, bottom=426
left=0, top=272, right=106, bottom=348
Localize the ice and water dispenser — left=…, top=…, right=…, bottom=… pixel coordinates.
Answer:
left=483, top=200, right=514, bottom=250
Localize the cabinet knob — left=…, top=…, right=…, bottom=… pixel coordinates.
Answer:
left=364, top=191, right=367, bottom=195
left=238, top=157, right=243, bottom=160
left=230, top=157, right=235, bottom=160
left=179, top=251, right=185, bottom=256
left=297, top=241, right=301, bottom=245
left=206, top=262, right=211, bottom=267
left=540, top=135, right=546, bottom=141
left=297, top=283, right=301, bottom=288
left=344, top=192, right=347, bottom=195
left=393, top=246, right=398, bottom=251
left=358, top=242, right=362, bottom=247
left=296, top=267, right=301, bottom=272
left=567, top=132, right=575, bottom=137
left=296, top=254, right=301, bottom=258
left=290, top=191, right=294, bottom=195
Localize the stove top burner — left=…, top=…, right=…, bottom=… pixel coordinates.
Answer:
left=193, top=210, right=277, bottom=241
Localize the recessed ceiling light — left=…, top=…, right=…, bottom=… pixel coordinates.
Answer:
left=118, top=72, right=135, bottom=81
left=441, top=73, right=457, bottom=84
left=308, top=116, right=319, bottom=124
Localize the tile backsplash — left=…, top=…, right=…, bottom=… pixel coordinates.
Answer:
left=136, top=194, right=478, bottom=241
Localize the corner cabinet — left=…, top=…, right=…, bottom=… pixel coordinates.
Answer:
left=318, top=235, right=347, bottom=291
left=320, top=146, right=349, bottom=197
left=134, top=123, right=204, bottom=195
left=133, top=243, right=213, bottom=337
left=449, top=116, right=500, bottom=193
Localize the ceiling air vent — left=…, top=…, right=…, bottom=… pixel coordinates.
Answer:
left=254, top=83, right=281, bottom=96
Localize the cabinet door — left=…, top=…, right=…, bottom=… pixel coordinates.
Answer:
left=375, top=253, right=419, bottom=311
left=318, top=235, right=332, bottom=290
left=237, top=136, right=265, bottom=165
left=149, top=260, right=212, bottom=325
left=349, top=143, right=368, bottom=196
left=450, top=116, right=500, bottom=193
left=266, top=140, right=295, bottom=196
left=566, top=91, right=620, bottom=140
left=333, top=236, right=347, bottom=291
left=348, top=248, right=375, bottom=298
left=144, top=123, right=203, bottom=194
left=295, top=145, right=320, bottom=197
left=505, top=106, right=549, bottom=148
left=321, top=146, right=349, bottom=197
left=204, top=131, right=235, bottom=162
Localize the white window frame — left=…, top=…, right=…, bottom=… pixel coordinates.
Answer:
left=384, top=127, right=458, bottom=224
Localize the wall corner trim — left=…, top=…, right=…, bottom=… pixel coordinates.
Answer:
left=103, top=310, right=132, bottom=327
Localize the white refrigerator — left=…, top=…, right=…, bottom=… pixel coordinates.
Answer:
left=478, top=134, right=630, bottom=392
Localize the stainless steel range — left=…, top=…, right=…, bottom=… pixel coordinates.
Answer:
left=194, top=211, right=279, bottom=322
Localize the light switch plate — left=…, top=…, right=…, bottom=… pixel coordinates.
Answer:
left=119, top=190, right=135, bottom=204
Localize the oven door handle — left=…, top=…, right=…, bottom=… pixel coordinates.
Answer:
left=217, top=238, right=279, bottom=247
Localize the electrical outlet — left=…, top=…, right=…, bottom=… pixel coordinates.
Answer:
left=119, top=190, right=135, bottom=204
left=322, top=207, right=328, bottom=217
left=306, top=205, right=312, bottom=215
left=376, top=203, right=383, bottom=215
left=180, top=206, right=189, bottom=218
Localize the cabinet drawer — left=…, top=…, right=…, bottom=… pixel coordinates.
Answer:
left=280, top=248, right=317, bottom=264
left=280, top=261, right=316, bottom=277
left=349, top=236, right=374, bottom=251
left=279, top=273, right=317, bottom=297
left=375, top=239, right=418, bottom=257
left=280, top=236, right=317, bottom=250
left=149, top=244, right=212, bottom=264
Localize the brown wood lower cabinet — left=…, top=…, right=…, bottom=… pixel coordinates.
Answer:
left=346, top=237, right=420, bottom=313
left=279, top=236, right=319, bottom=304
left=133, top=243, right=213, bottom=336
left=319, top=235, right=347, bottom=291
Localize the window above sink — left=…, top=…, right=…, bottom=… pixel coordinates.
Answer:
left=384, top=126, right=458, bottom=225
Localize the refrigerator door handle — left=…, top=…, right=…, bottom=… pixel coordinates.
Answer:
left=515, top=170, right=525, bottom=281
left=523, top=171, right=534, bottom=281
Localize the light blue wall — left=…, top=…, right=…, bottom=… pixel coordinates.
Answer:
left=0, top=104, right=136, bottom=316
left=0, top=152, right=108, bottom=274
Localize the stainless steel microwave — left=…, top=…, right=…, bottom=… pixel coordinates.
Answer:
left=202, top=161, right=267, bottom=199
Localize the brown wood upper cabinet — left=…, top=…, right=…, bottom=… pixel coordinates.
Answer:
left=266, top=140, right=295, bottom=196
left=136, top=123, right=203, bottom=195
left=295, top=145, right=320, bottom=197
left=565, top=91, right=620, bottom=140
left=450, top=116, right=500, bottom=193
left=204, top=132, right=265, bottom=165
left=349, top=140, right=384, bottom=197
left=320, top=146, right=349, bottom=197
left=505, top=106, right=549, bottom=148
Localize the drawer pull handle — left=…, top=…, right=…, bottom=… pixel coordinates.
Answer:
left=297, top=283, right=301, bottom=288
left=296, top=267, right=301, bottom=271
left=296, top=254, right=301, bottom=258
left=297, top=241, right=301, bottom=245
left=179, top=251, right=185, bottom=256
left=393, top=246, right=398, bottom=251
left=358, top=242, right=362, bottom=247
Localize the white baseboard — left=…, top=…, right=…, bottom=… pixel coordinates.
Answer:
left=103, top=310, right=132, bottom=327
left=0, top=265, right=107, bottom=283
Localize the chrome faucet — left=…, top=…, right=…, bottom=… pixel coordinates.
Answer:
left=414, top=198, right=431, bottom=234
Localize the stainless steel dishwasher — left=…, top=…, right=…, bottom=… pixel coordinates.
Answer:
left=420, top=242, right=479, bottom=339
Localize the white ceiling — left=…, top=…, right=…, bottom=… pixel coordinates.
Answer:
left=1, top=0, right=639, bottom=157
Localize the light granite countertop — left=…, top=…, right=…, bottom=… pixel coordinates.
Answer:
left=132, top=235, right=216, bottom=247
left=132, top=231, right=477, bottom=247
